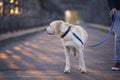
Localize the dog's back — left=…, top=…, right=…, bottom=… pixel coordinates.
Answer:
left=71, top=25, right=88, bottom=44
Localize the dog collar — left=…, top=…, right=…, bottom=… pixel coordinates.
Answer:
left=61, top=26, right=71, bottom=38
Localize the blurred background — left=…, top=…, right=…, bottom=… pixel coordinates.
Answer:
left=0, top=0, right=111, bottom=35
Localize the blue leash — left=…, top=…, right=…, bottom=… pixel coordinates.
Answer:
left=72, top=14, right=117, bottom=47
left=88, top=23, right=114, bottom=47
left=88, top=14, right=117, bottom=47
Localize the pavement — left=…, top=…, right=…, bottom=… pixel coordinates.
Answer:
left=0, top=23, right=120, bottom=80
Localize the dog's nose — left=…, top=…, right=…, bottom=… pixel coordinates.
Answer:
left=46, top=27, right=48, bottom=31
left=46, top=28, right=49, bottom=34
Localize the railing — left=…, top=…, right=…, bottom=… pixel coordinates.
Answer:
left=0, top=0, right=64, bottom=35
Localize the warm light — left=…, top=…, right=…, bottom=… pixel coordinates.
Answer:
left=0, top=8, right=3, bottom=14
left=8, top=62, right=19, bottom=69
left=5, top=50, right=14, bottom=55
left=10, top=0, right=14, bottom=3
left=14, top=46, right=21, bottom=51
left=10, top=9, right=14, bottom=14
left=65, top=10, right=82, bottom=23
left=0, top=53, right=8, bottom=59
left=0, top=2, right=3, bottom=6
left=14, top=7, right=19, bottom=14
left=0, top=2, right=3, bottom=14
left=10, top=7, right=19, bottom=15
left=12, top=55, right=21, bottom=60
left=65, top=10, right=72, bottom=20
left=15, top=0, right=19, bottom=5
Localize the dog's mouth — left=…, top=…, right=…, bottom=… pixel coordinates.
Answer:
left=47, top=32, right=55, bottom=35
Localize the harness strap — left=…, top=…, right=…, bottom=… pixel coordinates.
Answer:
left=61, top=26, right=71, bottom=38
left=61, top=26, right=84, bottom=45
left=72, top=32, right=84, bottom=45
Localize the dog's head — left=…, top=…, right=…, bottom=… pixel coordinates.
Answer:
left=46, top=20, right=64, bottom=35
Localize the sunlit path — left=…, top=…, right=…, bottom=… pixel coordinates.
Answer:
left=0, top=24, right=119, bottom=80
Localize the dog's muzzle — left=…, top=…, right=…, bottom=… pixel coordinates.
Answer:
left=46, top=27, right=55, bottom=35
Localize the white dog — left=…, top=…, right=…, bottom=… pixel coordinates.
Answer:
left=46, top=20, right=88, bottom=73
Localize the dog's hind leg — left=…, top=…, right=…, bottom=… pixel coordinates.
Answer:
left=78, top=47, right=86, bottom=73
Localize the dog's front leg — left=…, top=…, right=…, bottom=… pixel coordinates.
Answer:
left=64, top=46, right=70, bottom=73
left=78, top=48, right=86, bottom=73
left=61, top=39, right=70, bottom=73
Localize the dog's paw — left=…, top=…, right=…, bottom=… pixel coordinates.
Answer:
left=64, top=69, right=70, bottom=74
left=64, top=71, right=70, bottom=74
left=80, top=71, right=86, bottom=74
left=64, top=66, right=70, bottom=74
left=79, top=69, right=86, bottom=74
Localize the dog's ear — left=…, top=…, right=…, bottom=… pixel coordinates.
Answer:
left=55, top=21, right=62, bottom=34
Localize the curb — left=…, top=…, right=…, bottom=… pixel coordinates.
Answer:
left=78, top=22, right=114, bottom=34
left=85, top=23, right=111, bottom=32
left=0, top=26, right=47, bottom=41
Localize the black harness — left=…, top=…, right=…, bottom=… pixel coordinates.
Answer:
left=61, top=26, right=84, bottom=45
left=61, top=26, right=71, bottom=38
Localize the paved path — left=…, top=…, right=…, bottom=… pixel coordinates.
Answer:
left=0, top=24, right=120, bottom=80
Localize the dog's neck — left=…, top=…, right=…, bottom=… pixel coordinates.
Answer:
left=61, top=26, right=71, bottom=38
